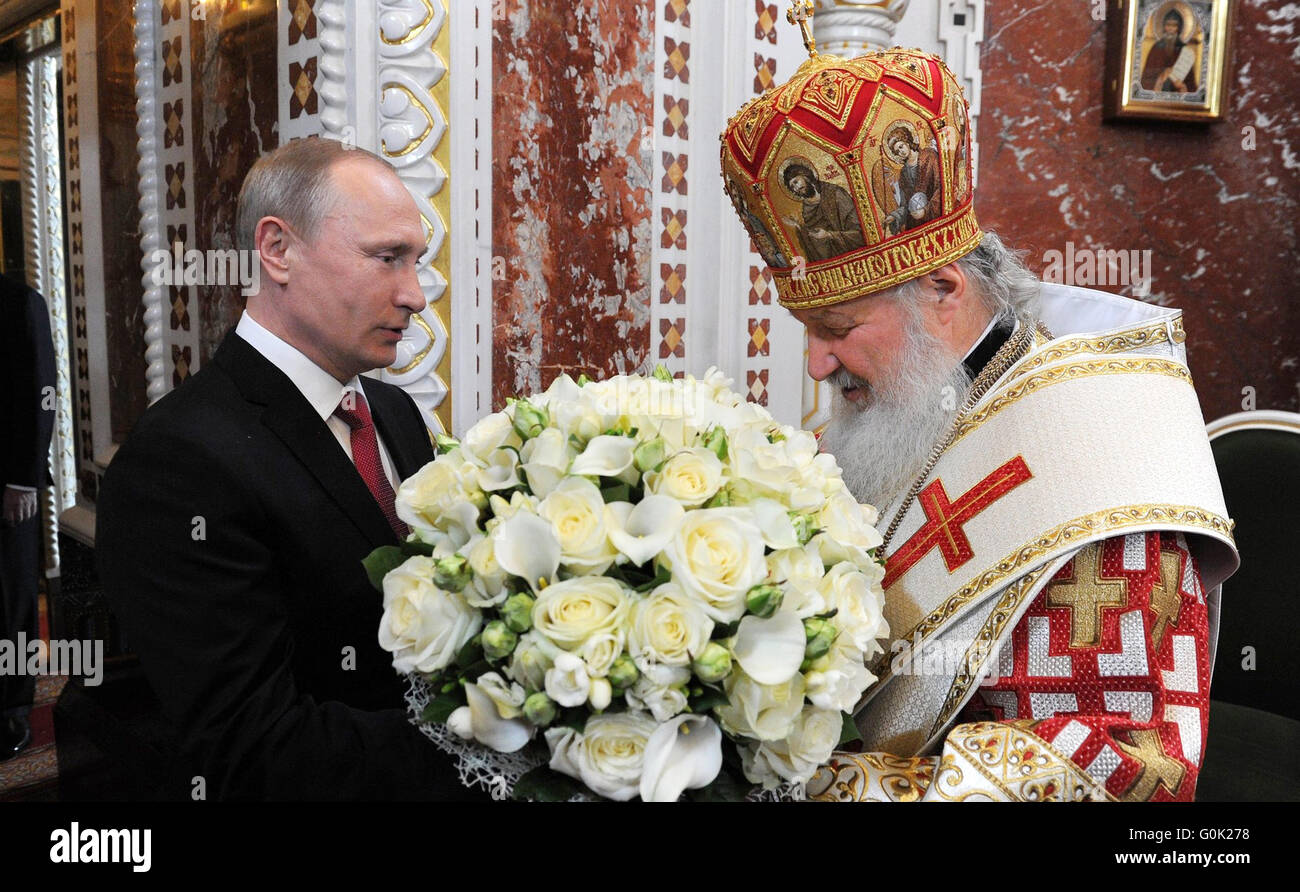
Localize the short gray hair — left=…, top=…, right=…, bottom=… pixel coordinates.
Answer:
left=893, top=230, right=1041, bottom=325
left=235, top=137, right=392, bottom=252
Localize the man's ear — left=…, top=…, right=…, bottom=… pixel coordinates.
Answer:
left=925, top=263, right=970, bottom=328
left=254, top=216, right=293, bottom=286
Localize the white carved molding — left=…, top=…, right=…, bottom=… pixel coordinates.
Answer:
left=315, top=0, right=463, bottom=436
left=17, top=30, right=74, bottom=574
left=814, top=0, right=911, bottom=55
left=133, top=0, right=167, bottom=406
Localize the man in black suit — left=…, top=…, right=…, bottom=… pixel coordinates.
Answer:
left=97, top=138, right=478, bottom=799
left=1, top=273, right=57, bottom=761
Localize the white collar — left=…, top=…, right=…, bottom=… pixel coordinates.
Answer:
left=235, top=311, right=365, bottom=421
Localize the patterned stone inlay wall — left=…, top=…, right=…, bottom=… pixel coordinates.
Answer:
left=491, top=0, right=655, bottom=405
left=978, top=0, right=1299, bottom=419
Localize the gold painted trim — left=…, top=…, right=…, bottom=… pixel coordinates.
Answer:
left=388, top=312, right=437, bottom=375
left=379, top=0, right=435, bottom=45
left=927, top=562, right=1054, bottom=742
left=1000, top=317, right=1187, bottom=387
left=379, top=83, right=435, bottom=157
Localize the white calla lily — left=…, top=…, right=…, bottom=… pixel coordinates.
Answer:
left=476, top=447, right=522, bottom=492
left=570, top=435, right=637, bottom=477
left=492, top=511, right=560, bottom=594
left=639, top=714, right=723, bottom=802
left=464, top=679, right=534, bottom=753
left=733, top=610, right=806, bottom=685
left=607, top=496, right=685, bottom=566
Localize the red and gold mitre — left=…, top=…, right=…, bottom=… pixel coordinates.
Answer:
left=720, top=46, right=980, bottom=310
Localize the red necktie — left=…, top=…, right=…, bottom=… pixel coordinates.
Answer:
left=334, top=391, right=408, bottom=540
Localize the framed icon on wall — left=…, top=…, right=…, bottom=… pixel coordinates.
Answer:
left=1104, top=0, right=1236, bottom=122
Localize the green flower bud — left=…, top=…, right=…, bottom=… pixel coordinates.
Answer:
left=767, top=429, right=787, bottom=444
left=701, top=426, right=729, bottom=461
left=607, top=653, right=640, bottom=690
left=790, top=512, right=818, bottom=546
left=803, top=617, right=838, bottom=662
left=511, top=399, right=550, bottom=440
left=501, top=592, right=536, bottom=634
left=433, top=554, right=473, bottom=592
left=481, top=620, right=519, bottom=661
left=745, top=583, right=784, bottom=619
left=652, top=365, right=673, bottom=383
left=692, top=641, right=733, bottom=684
left=523, top=692, right=558, bottom=727
left=577, top=373, right=594, bottom=387
left=433, top=433, right=461, bottom=454
left=633, top=437, right=667, bottom=474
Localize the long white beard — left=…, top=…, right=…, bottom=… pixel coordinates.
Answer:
left=818, top=314, right=974, bottom=512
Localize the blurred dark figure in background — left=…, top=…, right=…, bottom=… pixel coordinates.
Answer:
left=0, top=272, right=56, bottom=760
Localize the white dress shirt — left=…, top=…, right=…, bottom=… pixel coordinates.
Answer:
left=235, top=311, right=400, bottom=490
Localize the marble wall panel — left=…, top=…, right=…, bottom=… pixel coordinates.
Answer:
left=978, top=0, right=1299, bottom=420
left=491, top=0, right=655, bottom=405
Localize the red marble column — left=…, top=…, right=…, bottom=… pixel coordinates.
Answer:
left=492, top=0, right=655, bottom=406
left=978, top=0, right=1299, bottom=420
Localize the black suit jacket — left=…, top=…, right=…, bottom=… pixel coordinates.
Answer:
left=1, top=273, right=56, bottom=489
left=97, top=331, right=480, bottom=800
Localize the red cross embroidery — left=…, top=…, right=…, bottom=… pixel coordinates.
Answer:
left=882, top=456, right=1033, bottom=588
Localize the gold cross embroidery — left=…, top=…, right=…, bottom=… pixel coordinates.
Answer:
left=1116, top=728, right=1186, bottom=801
left=1148, top=550, right=1184, bottom=652
left=1045, top=544, right=1128, bottom=648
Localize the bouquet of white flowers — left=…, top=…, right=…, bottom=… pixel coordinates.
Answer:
left=366, top=367, right=889, bottom=801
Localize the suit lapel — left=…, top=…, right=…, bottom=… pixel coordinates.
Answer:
left=213, top=333, right=398, bottom=549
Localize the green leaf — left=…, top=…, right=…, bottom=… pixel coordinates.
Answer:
left=511, top=765, right=590, bottom=802
left=454, top=637, right=484, bottom=670
left=362, top=546, right=407, bottom=593
left=688, top=685, right=730, bottom=713
left=557, top=708, right=589, bottom=733
left=600, top=482, right=631, bottom=504
left=685, top=767, right=752, bottom=802
left=420, top=693, right=464, bottom=724
left=839, top=711, right=863, bottom=746
left=711, top=620, right=740, bottom=640
left=633, top=563, right=672, bottom=594
left=400, top=539, right=435, bottom=557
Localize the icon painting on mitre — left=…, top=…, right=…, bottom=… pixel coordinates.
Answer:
left=720, top=38, right=981, bottom=310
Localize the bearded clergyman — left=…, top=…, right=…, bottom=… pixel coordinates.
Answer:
left=720, top=41, right=1238, bottom=801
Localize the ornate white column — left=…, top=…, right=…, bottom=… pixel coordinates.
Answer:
left=813, top=0, right=910, bottom=56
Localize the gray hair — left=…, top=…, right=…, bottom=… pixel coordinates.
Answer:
left=893, top=230, right=1041, bottom=326
left=235, top=137, right=392, bottom=252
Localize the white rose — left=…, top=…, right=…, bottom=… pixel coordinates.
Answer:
left=531, top=576, right=631, bottom=650
left=714, top=667, right=806, bottom=742
left=627, top=583, right=714, bottom=668
left=746, top=707, right=842, bottom=784
left=464, top=534, right=508, bottom=608
left=538, top=477, right=618, bottom=574
left=644, top=447, right=724, bottom=507
left=395, top=454, right=485, bottom=545
left=378, top=555, right=482, bottom=674
left=625, top=662, right=690, bottom=722
left=545, top=652, right=592, bottom=707
left=660, top=508, right=767, bottom=622
left=726, top=428, right=800, bottom=501
left=520, top=427, right=574, bottom=498
left=460, top=410, right=521, bottom=465
left=805, top=639, right=875, bottom=713
left=765, top=545, right=827, bottom=617
left=577, top=631, right=624, bottom=677
left=545, top=712, right=659, bottom=801
left=818, top=563, right=889, bottom=654
left=505, top=631, right=562, bottom=691
left=819, top=491, right=884, bottom=552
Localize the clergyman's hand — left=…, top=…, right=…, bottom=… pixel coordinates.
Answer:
left=2, top=486, right=38, bottom=526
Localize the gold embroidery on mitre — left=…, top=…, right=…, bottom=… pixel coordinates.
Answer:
left=1046, top=543, right=1129, bottom=648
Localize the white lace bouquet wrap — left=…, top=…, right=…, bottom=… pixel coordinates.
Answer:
left=368, top=368, right=889, bottom=801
